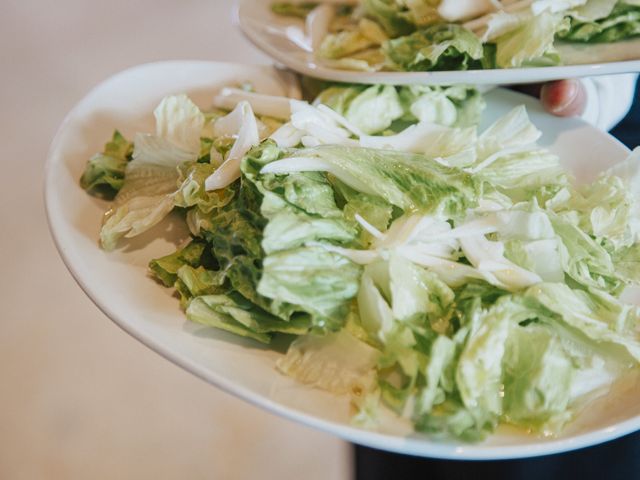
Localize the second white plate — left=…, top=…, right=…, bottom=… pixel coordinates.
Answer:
left=237, top=0, right=640, bottom=86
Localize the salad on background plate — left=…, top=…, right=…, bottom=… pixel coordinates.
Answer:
left=78, top=72, right=640, bottom=443
left=269, top=0, right=640, bottom=71
left=238, top=0, right=640, bottom=84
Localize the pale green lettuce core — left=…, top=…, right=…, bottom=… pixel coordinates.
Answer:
left=81, top=84, right=640, bottom=443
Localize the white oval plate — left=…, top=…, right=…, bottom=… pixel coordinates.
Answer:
left=237, top=0, right=640, bottom=86
left=45, top=60, right=640, bottom=460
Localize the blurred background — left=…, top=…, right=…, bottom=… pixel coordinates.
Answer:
left=3, top=1, right=640, bottom=479
left=0, top=1, right=350, bottom=479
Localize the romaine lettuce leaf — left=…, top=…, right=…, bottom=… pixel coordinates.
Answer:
left=561, top=2, right=640, bottom=42
left=175, top=265, right=226, bottom=305
left=362, top=0, right=416, bottom=37
left=261, top=211, right=357, bottom=254
left=384, top=24, right=484, bottom=71
left=261, top=145, right=478, bottom=217
left=187, top=292, right=310, bottom=344
left=149, top=240, right=207, bottom=287
left=484, top=10, right=568, bottom=68
left=332, top=179, right=394, bottom=239
left=174, top=162, right=236, bottom=212
left=271, top=2, right=319, bottom=19
left=80, top=130, right=132, bottom=194
left=319, top=18, right=388, bottom=61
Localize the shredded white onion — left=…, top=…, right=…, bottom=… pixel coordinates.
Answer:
left=205, top=101, right=259, bottom=191
left=213, top=88, right=292, bottom=120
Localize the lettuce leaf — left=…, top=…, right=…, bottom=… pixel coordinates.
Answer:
left=502, top=322, right=574, bottom=431
left=80, top=130, right=132, bottom=194
left=484, top=11, right=568, bottom=68
left=561, top=2, right=640, bottom=42
left=524, top=283, right=640, bottom=363
left=319, top=18, right=388, bottom=61
left=149, top=240, right=208, bottom=287
left=362, top=0, right=416, bottom=37
left=315, top=84, right=484, bottom=134
left=187, top=292, right=310, bottom=344
left=316, top=84, right=404, bottom=135
left=271, top=2, right=319, bottom=19
left=261, top=145, right=478, bottom=217
left=258, top=247, right=362, bottom=331
left=384, top=24, right=484, bottom=71
left=277, top=329, right=381, bottom=395
left=99, top=95, right=205, bottom=250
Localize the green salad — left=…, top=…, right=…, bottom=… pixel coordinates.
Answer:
left=81, top=82, right=640, bottom=441
left=271, top=0, right=640, bottom=71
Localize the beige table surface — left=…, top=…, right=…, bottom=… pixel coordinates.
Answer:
left=0, top=1, right=350, bottom=478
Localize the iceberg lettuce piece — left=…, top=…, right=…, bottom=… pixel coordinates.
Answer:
left=277, top=329, right=381, bottom=396
left=476, top=106, right=542, bottom=160
left=319, top=85, right=404, bottom=135
left=457, top=297, right=537, bottom=421
left=502, top=322, right=574, bottom=432
left=525, top=283, right=640, bottom=362
left=388, top=254, right=455, bottom=325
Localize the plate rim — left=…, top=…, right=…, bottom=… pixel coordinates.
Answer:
left=236, top=0, right=640, bottom=86
left=44, top=59, right=640, bottom=460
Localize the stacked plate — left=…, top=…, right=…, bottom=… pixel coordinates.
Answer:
left=45, top=1, right=640, bottom=460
